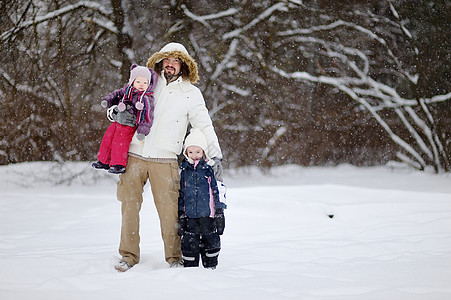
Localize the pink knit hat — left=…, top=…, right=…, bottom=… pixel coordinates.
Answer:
left=118, top=64, right=152, bottom=112
left=128, top=64, right=152, bottom=86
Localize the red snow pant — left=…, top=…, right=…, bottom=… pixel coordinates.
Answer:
left=97, top=122, right=136, bottom=166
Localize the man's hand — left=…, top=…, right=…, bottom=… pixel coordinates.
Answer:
left=108, top=106, right=136, bottom=127
left=211, top=157, right=223, bottom=182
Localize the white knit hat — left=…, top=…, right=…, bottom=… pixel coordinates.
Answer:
left=128, top=64, right=152, bottom=85
left=184, top=128, right=210, bottom=161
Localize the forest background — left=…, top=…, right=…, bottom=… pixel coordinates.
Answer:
left=1, top=0, right=450, bottom=173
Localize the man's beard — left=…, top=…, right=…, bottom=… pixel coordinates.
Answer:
left=164, top=67, right=180, bottom=81
left=164, top=67, right=177, bottom=76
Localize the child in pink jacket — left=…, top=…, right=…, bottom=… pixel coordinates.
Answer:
left=92, top=64, right=158, bottom=174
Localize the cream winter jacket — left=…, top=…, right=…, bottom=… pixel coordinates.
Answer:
left=128, top=42, right=221, bottom=160
left=128, top=73, right=222, bottom=160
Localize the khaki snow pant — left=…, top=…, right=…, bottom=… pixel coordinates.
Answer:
left=116, top=155, right=181, bottom=266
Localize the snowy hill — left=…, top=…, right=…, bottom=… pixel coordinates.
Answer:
left=1, top=162, right=451, bottom=300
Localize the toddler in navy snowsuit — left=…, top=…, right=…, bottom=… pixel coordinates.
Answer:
left=178, top=128, right=227, bottom=269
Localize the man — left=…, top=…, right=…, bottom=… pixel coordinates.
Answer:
left=113, top=42, right=223, bottom=272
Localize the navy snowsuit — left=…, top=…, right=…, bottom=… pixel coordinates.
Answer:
left=178, top=159, right=226, bottom=268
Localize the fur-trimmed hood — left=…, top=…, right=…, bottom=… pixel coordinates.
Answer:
left=146, top=42, right=199, bottom=84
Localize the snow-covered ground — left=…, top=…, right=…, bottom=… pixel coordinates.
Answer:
left=1, top=162, right=450, bottom=300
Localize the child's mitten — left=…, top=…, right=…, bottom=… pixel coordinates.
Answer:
left=214, top=208, right=225, bottom=235
left=136, top=133, right=145, bottom=141
left=178, top=211, right=187, bottom=236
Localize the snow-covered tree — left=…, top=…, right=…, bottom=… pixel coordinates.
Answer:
left=1, top=0, right=449, bottom=173
left=177, top=0, right=450, bottom=172
left=0, top=0, right=131, bottom=163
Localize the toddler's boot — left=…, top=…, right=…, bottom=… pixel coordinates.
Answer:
left=109, top=165, right=126, bottom=174
left=92, top=161, right=109, bottom=170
